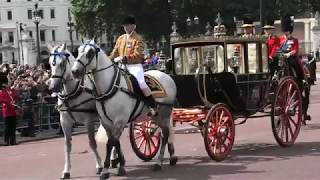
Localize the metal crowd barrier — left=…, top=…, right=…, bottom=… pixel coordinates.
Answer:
left=0, top=101, right=60, bottom=136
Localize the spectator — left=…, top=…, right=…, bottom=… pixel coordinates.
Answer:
left=0, top=75, right=19, bottom=145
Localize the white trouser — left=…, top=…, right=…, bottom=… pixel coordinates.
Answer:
left=125, top=64, right=149, bottom=90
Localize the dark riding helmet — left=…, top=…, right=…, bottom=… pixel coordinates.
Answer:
left=122, top=15, right=136, bottom=25
left=281, top=14, right=294, bottom=33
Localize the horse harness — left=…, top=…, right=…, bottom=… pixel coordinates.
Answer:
left=49, top=51, right=97, bottom=123
left=76, top=44, right=144, bottom=123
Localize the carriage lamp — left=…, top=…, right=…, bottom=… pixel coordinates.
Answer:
left=230, top=51, right=240, bottom=73
left=33, top=3, right=41, bottom=65
left=67, top=9, right=74, bottom=52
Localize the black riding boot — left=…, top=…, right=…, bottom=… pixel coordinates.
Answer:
left=145, top=95, right=157, bottom=116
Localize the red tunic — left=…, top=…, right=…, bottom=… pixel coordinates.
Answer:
left=279, top=35, right=304, bottom=74
left=267, top=35, right=280, bottom=60
left=0, top=88, right=17, bottom=118
left=279, top=35, right=299, bottom=57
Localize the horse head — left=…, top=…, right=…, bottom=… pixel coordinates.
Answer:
left=47, top=43, right=74, bottom=92
left=72, top=39, right=101, bottom=79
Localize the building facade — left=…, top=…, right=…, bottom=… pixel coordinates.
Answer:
left=0, top=0, right=81, bottom=65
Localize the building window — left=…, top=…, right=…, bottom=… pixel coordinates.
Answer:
left=0, top=32, right=2, bottom=45
left=29, top=31, right=33, bottom=38
left=50, top=9, right=55, bottom=19
left=39, top=9, right=44, bottom=19
left=7, top=0, right=11, bottom=2
left=0, top=53, right=2, bottom=64
left=28, top=9, right=33, bottom=19
left=7, top=11, right=12, bottom=20
left=8, top=32, right=14, bottom=43
left=40, top=30, right=45, bottom=42
left=52, top=30, right=55, bottom=41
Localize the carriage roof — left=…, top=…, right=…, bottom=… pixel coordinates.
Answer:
left=171, top=35, right=268, bottom=48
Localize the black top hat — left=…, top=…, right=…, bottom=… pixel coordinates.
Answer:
left=281, top=14, right=294, bottom=33
left=263, top=18, right=275, bottom=29
left=122, top=15, right=136, bottom=25
left=241, top=15, right=255, bottom=28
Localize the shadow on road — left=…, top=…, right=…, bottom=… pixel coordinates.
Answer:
left=228, top=141, right=320, bottom=165
left=120, top=141, right=319, bottom=180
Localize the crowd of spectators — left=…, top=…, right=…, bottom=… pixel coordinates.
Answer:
left=0, top=63, right=51, bottom=105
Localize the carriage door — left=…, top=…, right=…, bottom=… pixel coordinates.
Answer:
left=246, top=43, right=269, bottom=111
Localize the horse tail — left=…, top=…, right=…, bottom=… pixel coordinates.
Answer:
left=95, top=124, right=108, bottom=144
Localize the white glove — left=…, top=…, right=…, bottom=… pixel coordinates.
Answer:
left=284, top=53, right=291, bottom=58
left=114, top=56, right=123, bottom=63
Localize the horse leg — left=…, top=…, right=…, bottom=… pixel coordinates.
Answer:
left=100, top=136, right=113, bottom=180
left=111, top=136, right=126, bottom=176
left=167, top=116, right=178, bottom=166
left=61, top=118, right=73, bottom=179
left=86, top=121, right=103, bottom=174
left=110, top=147, right=119, bottom=168
left=153, top=125, right=169, bottom=171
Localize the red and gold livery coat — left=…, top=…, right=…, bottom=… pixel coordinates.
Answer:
left=109, top=31, right=145, bottom=64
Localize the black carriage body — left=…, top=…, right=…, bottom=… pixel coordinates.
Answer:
left=169, top=36, right=271, bottom=115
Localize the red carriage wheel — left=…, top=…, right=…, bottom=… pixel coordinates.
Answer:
left=129, top=116, right=161, bottom=161
left=204, top=103, right=235, bottom=162
left=271, top=77, right=302, bottom=147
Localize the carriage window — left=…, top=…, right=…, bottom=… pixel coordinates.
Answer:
left=261, top=43, right=268, bottom=73
left=201, top=45, right=224, bottom=73
left=174, top=47, right=200, bottom=74
left=247, top=43, right=259, bottom=73
left=227, top=44, right=245, bottom=74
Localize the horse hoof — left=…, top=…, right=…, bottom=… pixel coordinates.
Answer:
left=100, top=172, right=110, bottom=180
left=96, top=167, right=103, bottom=175
left=60, top=172, right=70, bottom=179
left=111, top=159, right=119, bottom=168
left=117, top=166, right=126, bottom=176
left=152, top=164, right=162, bottom=171
left=170, top=156, right=178, bottom=166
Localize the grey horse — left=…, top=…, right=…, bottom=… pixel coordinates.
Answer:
left=47, top=44, right=103, bottom=179
left=71, top=40, right=178, bottom=179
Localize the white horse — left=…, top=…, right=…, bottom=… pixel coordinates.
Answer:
left=47, top=44, right=103, bottom=179
left=71, top=40, right=177, bottom=179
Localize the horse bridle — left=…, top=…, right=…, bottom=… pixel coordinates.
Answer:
left=76, top=44, right=115, bottom=75
left=49, top=51, right=71, bottom=83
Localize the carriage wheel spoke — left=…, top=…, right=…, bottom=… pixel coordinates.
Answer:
left=134, top=126, right=144, bottom=132
left=149, top=137, right=157, bottom=151
left=134, top=134, right=144, bottom=140
left=218, top=111, right=224, bottom=126
left=147, top=138, right=152, bottom=156
left=285, top=121, right=289, bottom=142
left=287, top=121, right=294, bottom=138
left=288, top=116, right=298, bottom=128
left=137, top=138, right=145, bottom=149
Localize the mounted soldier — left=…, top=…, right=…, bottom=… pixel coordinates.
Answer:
left=279, top=14, right=311, bottom=121
left=109, top=15, right=157, bottom=116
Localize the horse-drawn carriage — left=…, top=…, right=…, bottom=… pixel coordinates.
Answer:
left=130, top=35, right=303, bottom=162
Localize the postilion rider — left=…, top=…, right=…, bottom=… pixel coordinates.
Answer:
left=109, top=16, right=157, bottom=116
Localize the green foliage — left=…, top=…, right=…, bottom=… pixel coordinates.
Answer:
left=71, top=0, right=320, bottom=42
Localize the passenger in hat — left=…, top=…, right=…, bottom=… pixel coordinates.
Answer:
left=241, top=15, right=255, bottom=36
left=263, top=19, right=280, bottom=77
left=109, top=15, right=157, bottom=116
